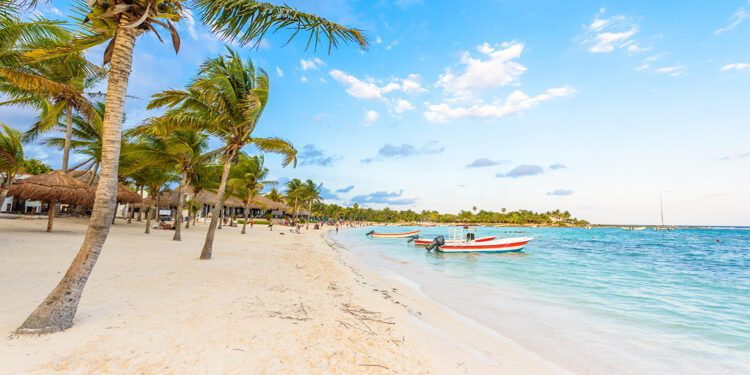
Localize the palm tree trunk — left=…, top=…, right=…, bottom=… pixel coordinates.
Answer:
left=145, top=205, right=152, bottom=234
left=185, top=210, right=191, bottom=229
left=16, top=25, right=138, bottom=334
left=173, top=174, right=187, bottom=241
left=218, top=208, right=223, bottom=229
left=127, top=204, right=134, bottom=224
left=61, top=103, right=74, bottom=173
left=0, top=186, right=8, bottom=213
left=241, top=202, right=249, bottom=234
left=136, top=186, right=143, bottom=221
left=200, top=151, right=234, bottom=260
left=306, top=201, right=312, bottom=229
left=46, top=199, right=56, bottom=232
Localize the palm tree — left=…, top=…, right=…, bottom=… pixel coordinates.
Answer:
left=301, top=179, right=322, bottom=229
left=227, top=153, right=274, bottom=234
left=149, top=49, right=300, bottom=259
left=126, top=127, right=215, bottom=240
left=0, top=124, right=24, bottom=210
left=17, top=0, right=366, bottom=334
left=285, top=178, right=304, bottom=219
left=266, top=187, right=284, bottom=203
left=184, top=162, right=221, bottom=228
left=0, top=14, right=102, bottom=172
left=139, top=164, right=177, bottom=234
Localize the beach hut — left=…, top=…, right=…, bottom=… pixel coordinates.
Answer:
left=7, top=171, right=93, bottom=232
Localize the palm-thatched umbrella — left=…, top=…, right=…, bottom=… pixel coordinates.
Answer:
left=116, top=184, right=142, bottom=204
left=7, top=171, right=93, bottom=232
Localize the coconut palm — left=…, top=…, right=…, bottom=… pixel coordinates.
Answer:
left=301, top=179, right=322, bottom=229
left=126, top=127, right=215, bottom=240
left=227, top=153, right=274, bottom=234
left=17, top=0, right=366, bottom=335
left=139, top=164, right=177, bottom=234
left=0, top=124, right=24, bottom=210
left=266, top=187, right=283, bottom=203
left=0, top=15, right=102, bottom=172
left=184, top=161, right=221, bottom=228
left=285, top=178, right=304, bottom=219
left=149, top=49, right=299, bottom=259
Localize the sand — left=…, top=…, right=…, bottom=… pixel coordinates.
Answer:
left=0, top=217, right=566, bottom=374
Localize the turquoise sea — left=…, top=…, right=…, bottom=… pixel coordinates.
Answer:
left=333, top=226, right=750, bottom=374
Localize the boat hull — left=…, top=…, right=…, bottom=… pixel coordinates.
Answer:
left=413, top=236, right=496, bottom=246
left=371, top=230, right=421, bottom=238
left=436, top=237, right=533, bottom=253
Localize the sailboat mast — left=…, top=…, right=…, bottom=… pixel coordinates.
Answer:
left=659, top=194, right=665, bottom=226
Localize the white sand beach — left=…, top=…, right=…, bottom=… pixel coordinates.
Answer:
left=0, top=217, right=566, bottom=374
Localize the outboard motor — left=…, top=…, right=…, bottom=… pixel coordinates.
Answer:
left=466, top=232, right=475, bottom=242
left=406, top=234, right=420, bottom=243
left=365, top=230, right=375, bottom=237
left=425, top=236, right=446, bottom=252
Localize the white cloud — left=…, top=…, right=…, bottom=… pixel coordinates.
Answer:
left=275, top=66, right=284, bottom=78
left=720, top=63, right=750, bottom=72
left=582, top=10, right=644, bottom=54
left=300, top=76, right=308, bottom=83
left=300, top=58, right=325, bottom=71
left=329, top=70, right=426, bottom=100
left=364, top=110, right=380, bottom=125
left=654, top=65, right=687, bottom=77
left=590, top=28, right=639, bottom=53
left=424, top=86, right=575, bottom=123
left=714, top=8, right=749, bottom=35
left=436, top=41, right=527, bottom=99
left=375, top=36, right=383, bottom=44
left=393, top=99, right=415, bottom=114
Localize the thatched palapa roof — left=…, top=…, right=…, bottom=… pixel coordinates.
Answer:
left=7, top=171, right=92, bottom=205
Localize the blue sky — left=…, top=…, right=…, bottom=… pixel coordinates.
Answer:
left=4, top=0, right=750, bottom=225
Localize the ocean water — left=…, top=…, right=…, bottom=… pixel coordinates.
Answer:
left=333, top=226, right=750, bottom=374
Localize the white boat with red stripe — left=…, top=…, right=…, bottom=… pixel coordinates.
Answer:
left=412, top=236, right=496, bottom=247
left=434, top=236, right=533, bottom=254
left=366, top=229, right=421, bottom=238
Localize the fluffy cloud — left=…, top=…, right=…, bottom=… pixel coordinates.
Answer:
left=583, top=10, right=644, bottom=54
left=298, top=144, right=341, bottom=167
left=393, top=99, right=415, bottom=113
left=361, top=141, right=444, bottom=163
left=720, top=63, right=750, bottom=72
left=364, top=110, right=380, bottom=125
left=424, top=87, right=575, bottom=123
left=300, top=57, right=325, bottom=71
left=654, top=65, right=687, bottom=77
left=436, top=41, right=527, bottom=99
left=329, top=70, right=426, bottom=100
left=714, top=7, right=749, bottom=35
left=549, top=163, right=567, bottom=170
left=547, top=189, right=574, bottom=196
left=466, top=158, right=503, bottom=168
left=351, top=190, right=416, bottom=206
left=336, top=185, right=355, bottom=193
left=275, top=66, right=284, bottom=78
left=496, top=164, right=544, bottom=178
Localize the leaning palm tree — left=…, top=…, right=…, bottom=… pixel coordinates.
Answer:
left=149, top=49, right=298, bottom=259
left=227, top=153, right=274, bottom=234
left=0, top=124, right=24, bottom=209
left=126, top=127, right=215, bottom=240
left=17, top=0, right=366, bottom=335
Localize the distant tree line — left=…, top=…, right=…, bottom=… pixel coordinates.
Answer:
left=312, top=203, right=589, bottom=226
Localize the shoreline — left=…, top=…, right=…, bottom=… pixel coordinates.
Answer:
left=1, top=217, right=563, bottom=373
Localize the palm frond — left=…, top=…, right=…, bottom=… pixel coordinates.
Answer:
left=196, top=0, right=368, bottom=52
left=250, top=137, right=297, bottom=167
